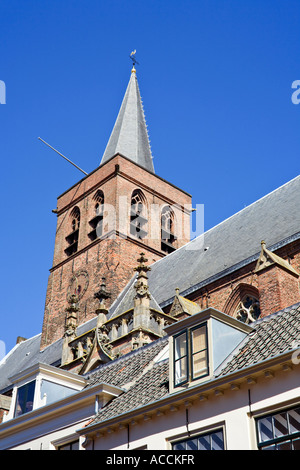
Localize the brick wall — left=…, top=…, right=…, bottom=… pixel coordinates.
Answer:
left=180, top=242, right=300, bottom=321
left=40, top=155, right=192, bottom=350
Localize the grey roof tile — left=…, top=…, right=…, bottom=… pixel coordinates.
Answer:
left=87, top=360, right=169, bottom=425
left=216, top=302, right=300, bottom=376
left=85, top=336, right=168, bottom=389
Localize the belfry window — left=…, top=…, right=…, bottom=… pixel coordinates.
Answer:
left=130, top=189, right=148, bottom=239
left=65, top=207, right=80, bottom=257
left=161, top=206, right=176, bottom=253
left=88, top=190, right=104, bottom=241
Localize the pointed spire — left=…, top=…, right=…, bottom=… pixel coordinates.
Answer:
left=100, top=68, right=155, bottom=173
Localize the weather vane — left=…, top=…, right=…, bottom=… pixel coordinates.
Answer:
left=129, top=50, right=139, bottom=67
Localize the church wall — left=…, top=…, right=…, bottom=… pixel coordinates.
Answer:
left=185, top=240, right=300, bottom=321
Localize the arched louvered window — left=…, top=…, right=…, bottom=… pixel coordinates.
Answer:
left=65, top=206, right=80, bottom=256
left=88, top=190, right=104, bottom=241
left=161, top=206, right=176, bottom=253
left=130, top=189, right=148, bottom=239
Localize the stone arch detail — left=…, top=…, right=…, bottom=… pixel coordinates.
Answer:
left=223, top=283, right=261, bottom=324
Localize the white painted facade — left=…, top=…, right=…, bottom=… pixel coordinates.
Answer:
left=81, top=355, right=300, bottom=450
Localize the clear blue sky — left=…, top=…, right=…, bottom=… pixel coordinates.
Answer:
left=0, top=0, right=299, bottom=355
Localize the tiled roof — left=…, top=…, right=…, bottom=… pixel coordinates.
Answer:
left=85, top=303, right=300, bottom=429
left=216, top=302, right=300, bottom=377
left=90, top=360, right=169, bottom=425
left=85, top=336, right=168, bottom=389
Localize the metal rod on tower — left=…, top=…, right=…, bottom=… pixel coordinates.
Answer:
left=38, top=137, right=88, bottom=176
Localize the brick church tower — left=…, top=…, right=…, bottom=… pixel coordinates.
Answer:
left=40, top=65, right=192, bottom=350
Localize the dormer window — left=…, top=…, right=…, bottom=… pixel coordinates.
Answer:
left=88, top=190, right=104, bottom=241
left=165, top=307, right=254, bottom=393
left=174, top=324, right=208, bottom=387
left=65, top=207, right=80, bottom=256
left=161, top=206, right=176, bottom=253
left=14, top=380, right=35, bottom=417
left=5, top=364, right=86, bottom=422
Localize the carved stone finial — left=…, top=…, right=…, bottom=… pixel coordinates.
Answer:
left=134, top=253, right=151, bottom=300
left=134, top=253, right=151, bottom=275
left=94, top=278, right=111, bottom=308
left=64, top=294, right=79, bottom=339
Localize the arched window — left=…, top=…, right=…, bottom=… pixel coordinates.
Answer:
left=223, top=283, right=261, bottom=324
left=130, top=189, right=148, bottom=239
left=65, top=206, right=80, bottom=256
left=161, top=205, right=176, bottom=253
left=88, top=190, right=104, bottom=241
left=235, top=295, right=260, bottom=324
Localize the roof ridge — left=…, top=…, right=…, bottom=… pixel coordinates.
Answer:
left=149, top=174, right=300, bottom=271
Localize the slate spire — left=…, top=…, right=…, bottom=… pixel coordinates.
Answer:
left=100, top=66, right=155, bottom=173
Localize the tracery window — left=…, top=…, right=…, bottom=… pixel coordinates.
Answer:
left=65, top=206, right=80, bottom=256
left=88, top=190, right=104, bottom=241
left=234, top=295, right=260, bottom=324
left=161, top=206, right=176, bottom=253
left=130, top=189, right=148, bottom=239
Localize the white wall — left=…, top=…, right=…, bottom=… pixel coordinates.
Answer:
left=89, top=367, right=300, bottom=450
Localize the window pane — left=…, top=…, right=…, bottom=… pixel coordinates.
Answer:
left=15, top=381, right=36, bottom=417
left=173, top=442, right=186, bottom=450
left=186, top=439, right=198, bottom=450
left=71, top=441, right=79, bottom=450
left=58, top=440, right=79, bottom=451
left=276, top=440, right=292, bottom=450
left=191, top=326, right=208, bottom=379
left=59, top=444, right=71, bottom=450
left=260, top=444, right=276, bottom=450
left=211, top=431, right=224, bottom=450
left=174, top=334, right=186, bottom=360
left=258, top=416, right=273, bottom=442
left=175, top=357, right=188, bottom=385
left=198, top=435, right=211, bottom=450
left=173, top=430, right=224, bottom=451
left=273, top=412, right=288, bottom=438
left=292, top=438, right=300, bottom=450
left=288, top=407, right=300, bottom=434
left=192, top=326, right=206, bottom=353
left=193, top=350, right=208, bottom=378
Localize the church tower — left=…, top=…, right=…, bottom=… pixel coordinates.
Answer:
left=41, top=64, right=192, bottom=350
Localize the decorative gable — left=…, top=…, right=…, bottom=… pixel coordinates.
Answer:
left=169, top=288, right=201, bottom=320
